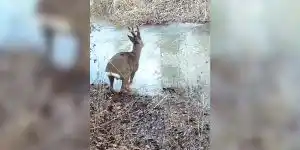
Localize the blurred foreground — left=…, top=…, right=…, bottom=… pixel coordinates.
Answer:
left=211, top=1, right=300, bottom=150
left=0, top=47, right=89, bottom=150
left=0, top=0, right=89, bottom=149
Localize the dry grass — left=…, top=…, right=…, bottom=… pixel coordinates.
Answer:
left=90, top=84, right=210, bottom=150
left=90, top=0, right=210, bottom=26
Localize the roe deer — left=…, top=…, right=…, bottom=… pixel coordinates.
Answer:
left=36, top=0, right=89, bottom=101
left=105, top=26, right=144, bottom=93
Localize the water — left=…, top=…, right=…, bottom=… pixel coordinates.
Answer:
left=90, top=21, right=210, bottom=94
left=0, top=0, right=78, bottom=70
left=1, top=0, right=210, bottom=94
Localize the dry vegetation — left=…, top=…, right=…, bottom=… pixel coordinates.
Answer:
left=90, top=84, right=210, bottom=149
left=90, top=0, right=210, bottom=26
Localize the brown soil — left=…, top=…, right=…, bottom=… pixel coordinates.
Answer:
left=90, top=84, right=210, bottom=150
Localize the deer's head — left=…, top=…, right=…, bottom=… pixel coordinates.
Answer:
left=127, top=26, right=144, bottom=47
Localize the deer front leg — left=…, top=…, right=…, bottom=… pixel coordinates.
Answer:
left=120, top=77, right=132, bottom=93
left=129, top=72, right=136, bottom=85
left=126, top=72, right=135, bottom=90
left=120, top=78, right=128, bottom=93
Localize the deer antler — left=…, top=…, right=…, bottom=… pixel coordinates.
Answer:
left=127, top=27, right=133, bottom=31
left=128, top=27, right=136, bottom=37
left=135, top=25, right=140, bottom=38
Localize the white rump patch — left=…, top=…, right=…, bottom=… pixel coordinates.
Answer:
left=106, top=72, right=121, bottom=79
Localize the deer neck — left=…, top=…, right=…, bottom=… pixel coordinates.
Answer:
left=132, top=44, right=142, bottom=61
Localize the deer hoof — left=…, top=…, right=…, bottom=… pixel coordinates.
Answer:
left=120, top=88, right=127, bottom=93
left=126, top=89, right=132, bottom=93
left=109, top=87, right=116, bottom=93
left=125, top=85, right=132, bottom=91
left=120, top=88, right=131, bottom=94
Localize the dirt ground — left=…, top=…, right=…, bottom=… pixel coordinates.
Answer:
left=90, top=84, right=210, bottom=150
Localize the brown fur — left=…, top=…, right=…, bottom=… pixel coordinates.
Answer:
left=105, top=26, right=144, bottom=93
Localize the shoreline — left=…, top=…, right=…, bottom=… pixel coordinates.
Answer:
left=90, top=16, right=210, bottom=28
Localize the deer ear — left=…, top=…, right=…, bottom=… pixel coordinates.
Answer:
left=127, top=35, right=134, bottom=42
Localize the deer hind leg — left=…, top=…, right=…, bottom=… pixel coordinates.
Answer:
left=130, top=71, right=136, bottom=85
left=43, top=25, right=55, bottom=63
left=108, top=75, right=116, bottom=93
left=126, top=77, right=133, bottom=92
left=34, top=25, right=55, bottom=88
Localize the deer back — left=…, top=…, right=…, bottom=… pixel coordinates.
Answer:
left=105, top=52, right=138, bottom=79
left=106, top=26, right=143, bottom=80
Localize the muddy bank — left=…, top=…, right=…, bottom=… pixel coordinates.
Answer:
left=90, top=0, right=210, bottom=26
left=90, top=84, right=210, bottom=150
